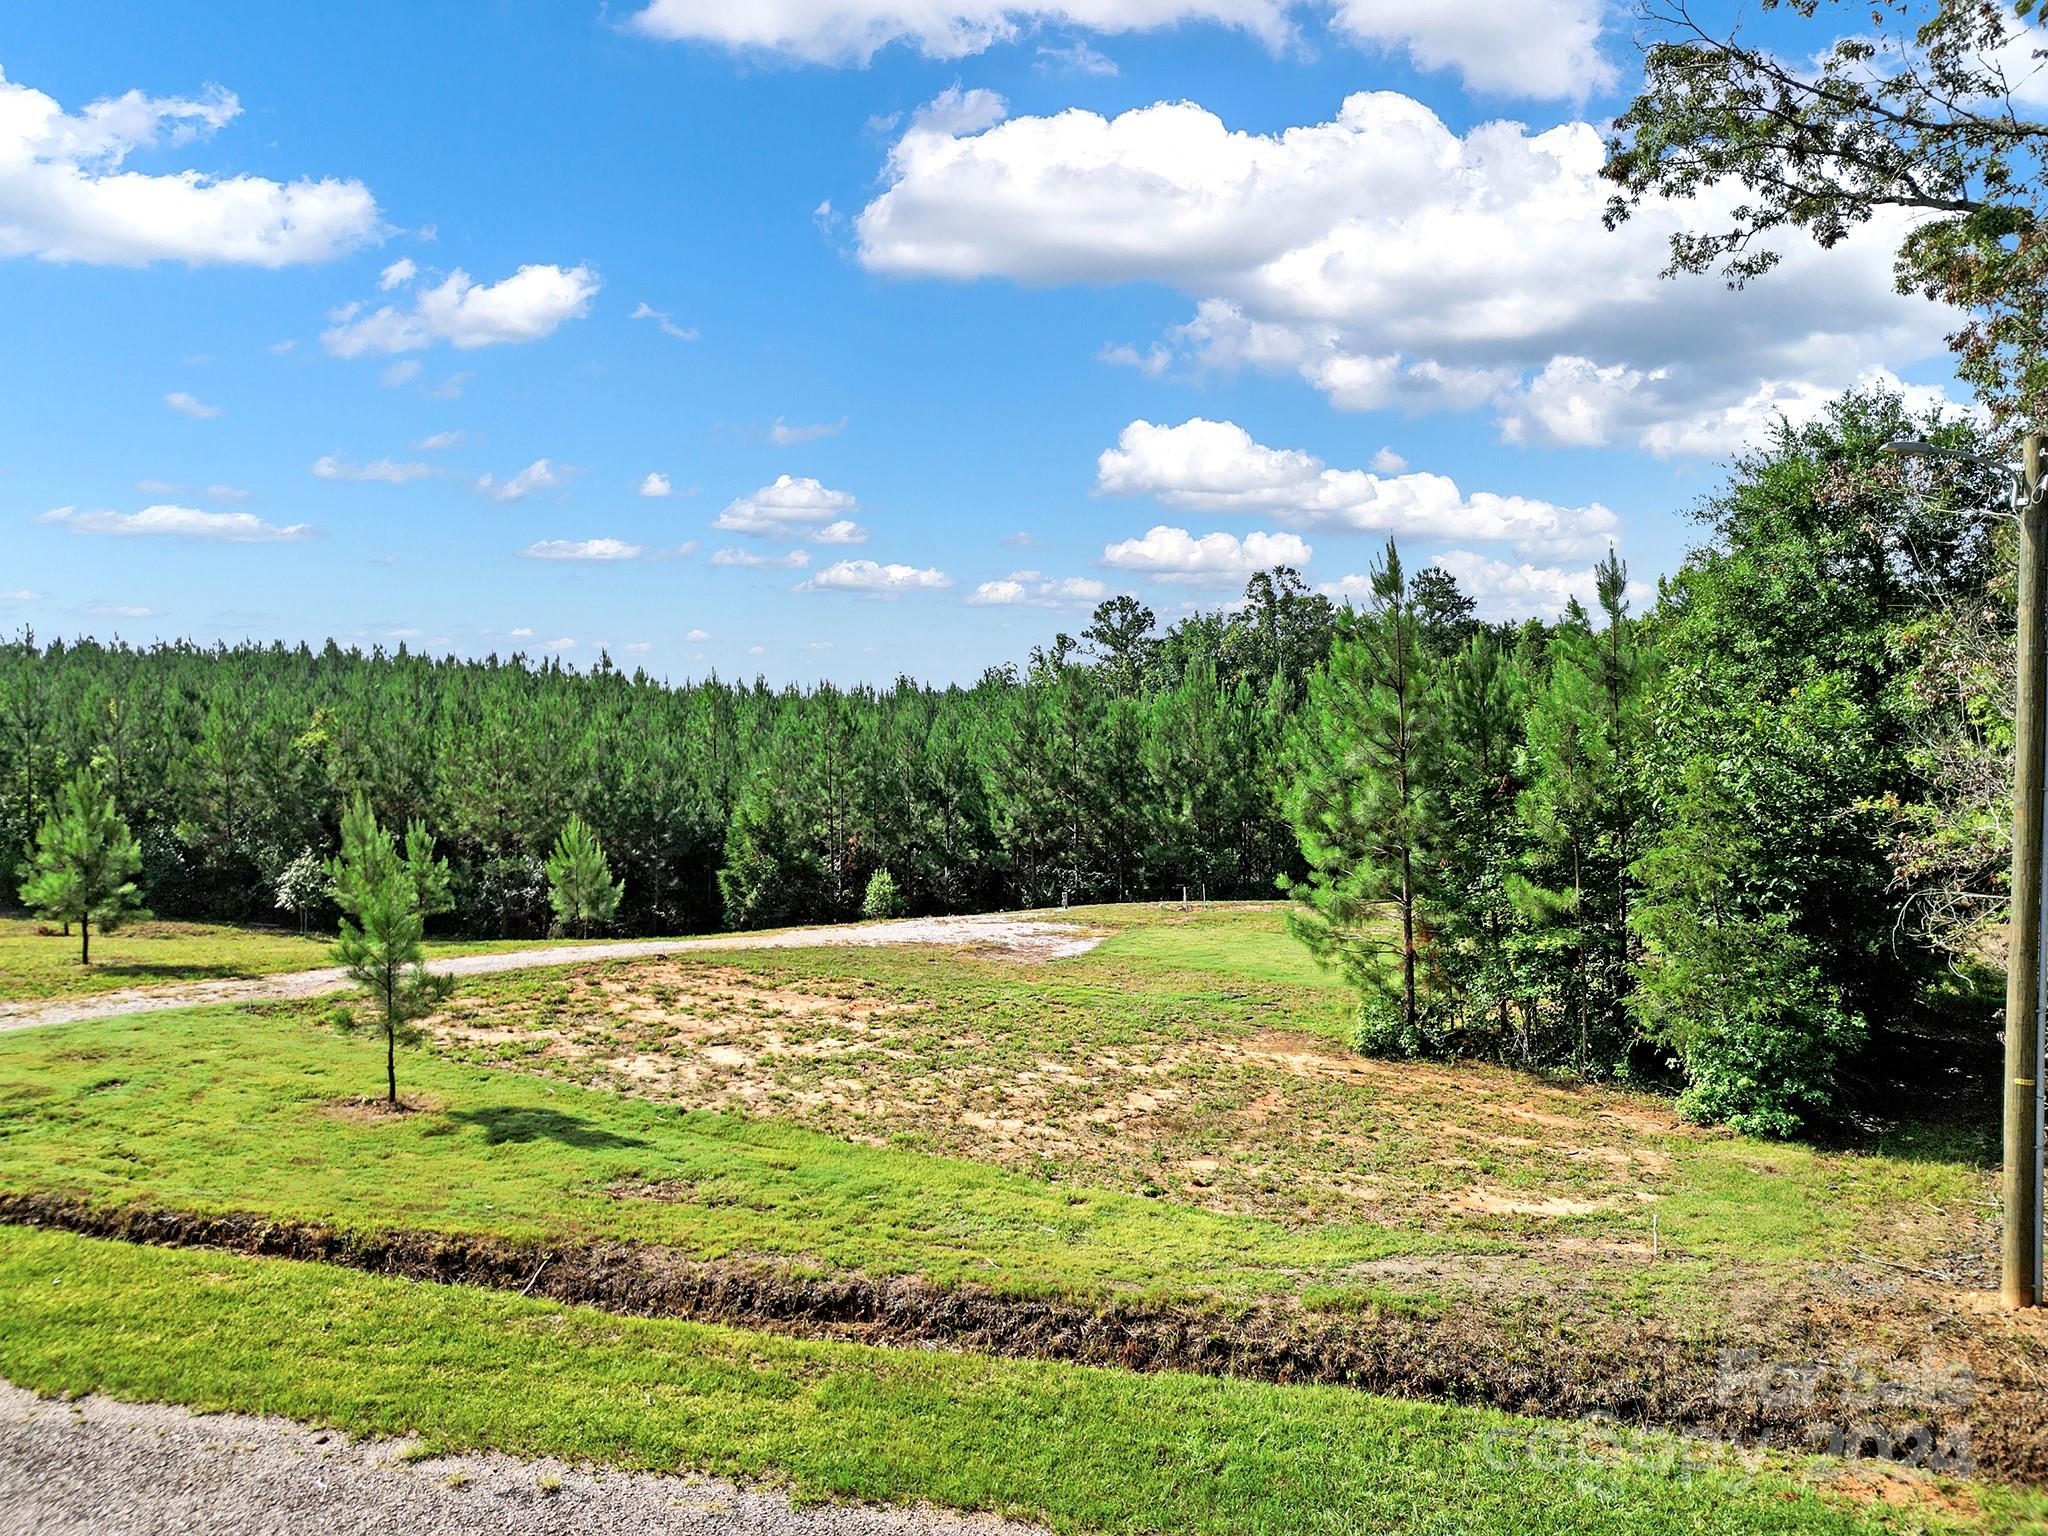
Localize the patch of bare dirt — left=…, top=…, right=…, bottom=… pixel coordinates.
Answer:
left=319, top=1094, right=440, bottom=1123
left=427, top=964, right=1695, bottom=1242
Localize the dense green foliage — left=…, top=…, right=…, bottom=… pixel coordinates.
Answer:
left=327, top=796, right=455, bottom=1103
left=1281, top=391, right=2008, bottom=1135
left=0, top=573, right=1336, bottom=941
left=16, top=770, right=148, bottom=964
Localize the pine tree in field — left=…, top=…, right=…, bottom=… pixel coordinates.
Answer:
left=18, top=770, right=149, bottom=965
left=1510, top=552, right=1647, bottom=1075
left=326, top=797, right=454, bottom=1106
left=546, top=812, right=623, bottom=937
left=1435, top=630, right=1528, bottom=1056
left=1282, top=540, right=1446, bottom=1051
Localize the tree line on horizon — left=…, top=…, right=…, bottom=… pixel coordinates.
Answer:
left=0, top=390, right=2018, bottom=1137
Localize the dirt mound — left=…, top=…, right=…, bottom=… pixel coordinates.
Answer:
left=4, top=1191, right=2034, bottom=1485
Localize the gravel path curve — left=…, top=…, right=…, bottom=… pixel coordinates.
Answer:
left=0, top=913, right=1104, bottom=1034
left=0, top=1380, right=1050, bottom=1536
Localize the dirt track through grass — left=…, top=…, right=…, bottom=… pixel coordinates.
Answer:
left=0, top=913, right=1105, bottom=1032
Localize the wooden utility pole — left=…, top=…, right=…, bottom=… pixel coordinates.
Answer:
left=2007, top=431, right=2048, bottom=1310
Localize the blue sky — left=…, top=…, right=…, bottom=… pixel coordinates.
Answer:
left=1, top=1, right=1972, bottom=685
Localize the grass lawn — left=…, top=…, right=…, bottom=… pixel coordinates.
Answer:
left=0, top=915, right=670, bottom=1003
left=0, top=1224, right=2029, bottom=1536
left=0, top=904, right=2011, bottom=1315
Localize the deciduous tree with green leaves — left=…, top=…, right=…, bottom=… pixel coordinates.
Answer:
left=17, top=769, right=148, bottom=965
left=1605, top=0, right=2048, bottom=426
left=546, top=812, right=623, bottom=937
left=326, top=796, right=453, bottom=1105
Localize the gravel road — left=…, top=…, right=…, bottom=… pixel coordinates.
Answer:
left=0, top=913, right=1104, bottom=1034
left=0, top=1381, right=1050, bottom=1536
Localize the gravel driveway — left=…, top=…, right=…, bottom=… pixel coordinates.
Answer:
left=0, top=1381, right=1051, bottom=1536
left=0, top=914, right=1105, bottom=1034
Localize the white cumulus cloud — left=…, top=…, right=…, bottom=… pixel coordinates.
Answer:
left=1101, top=524, right=1311, bottom=582
left=798, top=559, right=953, bottom=593
left=1329, top=0, right=1611, bottom=98
left=323, top=263, right=599, bottom=356
left=36, top=503, right=311, bottom=542
left=1097, top=417, right=1618, bottom=558
left=0, top=66, right=380, bottom=266
left=628, top=0, right=1293, bottom=64
left=966, top=570, right=1111, bottom=606
left=714, top=474, right=860, bottom=538
left=640, top=472, right=672, bottom=498
left=857, top=90, right=1954, bottom=456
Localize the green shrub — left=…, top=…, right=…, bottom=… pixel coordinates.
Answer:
left=861, top=868, right=904, bottom=920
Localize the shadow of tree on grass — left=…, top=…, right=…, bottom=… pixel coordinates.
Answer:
left=448, top=1106, right=650, bottom=1150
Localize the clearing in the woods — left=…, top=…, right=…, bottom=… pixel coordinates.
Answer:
left=1, top=902, right=2043, bottom=1533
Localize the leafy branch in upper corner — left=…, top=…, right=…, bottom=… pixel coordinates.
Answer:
left=1605, top=0, right=2048, bottom=426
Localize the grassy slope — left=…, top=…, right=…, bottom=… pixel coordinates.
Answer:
left=0, top=915, right=638, bottom=1003
left=0, top=1225, right=2026, bottom=1536
left=0, top=904, right=1999, bottom=1314
left=0, top=1002, right=1461, bottom=1299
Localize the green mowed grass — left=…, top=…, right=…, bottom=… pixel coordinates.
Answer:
left=0, top=1002, right=1470, bottom=1299
left=0, top=1225, right=2024, bottom=1536
left=0, top=915, right=633, bottom=1003
left=0, top=912, right=2000, bottom=1325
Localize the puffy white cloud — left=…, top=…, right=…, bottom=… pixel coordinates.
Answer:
left=323, top=263, right=599, bottom=356
left=1329, top=0, right=1611, bottom=98
left=626, top=0, right=1603, bottom=94
left=1498, top=358, right=1976, bottom=460
left=0, top=67, right=379, bottom=267
left=967, top=570, right=1111, bottom=606
left=814, top=518, right=868, bottom=544
left=36, top=503, right=311, bottom=541
left=164, top=390, right=220, bottom=419
left=799, top=559, right=954, bottom=593
left=628, top=0, right=1292, bottom=64
left=378, top=257, right=416, bottom=290
left=476, top=458, right=567, bottom=502
left=518, top=537, right=646, bottom=562
left=1370, top=445, right=1406, bottom=473
left=1097, top=418, right=1617, bottom=558
left=1101, top=524, right=1311, bottom=582
left=770, top=416, right=848, bottom=445
left=713, top=546, right=813, bottom=569
left=858, top=90, right=1952, bottom=455
left=630, top=300, right=698, bottom=341
left=714, top=474, right=859, bottom=538
left=312, top=453, right=432, bottom=484
left=686, top=626, right=712, bottom=641
left=640, top=472, right=672, bottom=498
